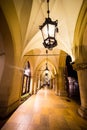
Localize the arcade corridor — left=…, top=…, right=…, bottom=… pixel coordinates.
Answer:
left=0, top=0, right=87, bottom=127
left=1, top=87, right=87, bottom=130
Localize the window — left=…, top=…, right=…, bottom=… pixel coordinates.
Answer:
left=21, top=61, right=31, bottom=95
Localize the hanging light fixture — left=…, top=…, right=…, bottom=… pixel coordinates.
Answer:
left=45, top=63, right=49, bottom=72
left=44, top=50, right=49, bottom=75
left=39, top=0, right=58, bottom=50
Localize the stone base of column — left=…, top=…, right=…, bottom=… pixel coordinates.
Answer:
left=78, top=106, right=87, bottom=119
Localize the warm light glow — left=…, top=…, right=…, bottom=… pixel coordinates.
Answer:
left=42, top=24, right=55, bottom=39
left=39, top=0, right=58, bottom=50
left=24, top=68, right=30, bottom=76
left=45, top=70, right=49, bottom=74
left=48, top=24, right=55, bottom=37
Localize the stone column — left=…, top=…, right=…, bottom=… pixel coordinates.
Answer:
left=52, top=78, right=54, bottom=90
left=58, top=67, right=67, bottom=96
left=34, top=77, right=39, bottom=94
left=33, top=81, right=36, bottom=94
left=54, top=74, right=59, bottom=95
left=50, top=78, right=53, bottom=89
left=37, top=78, right=40, bottom=90
left=74, top=63, right=87, bottom=119
left=29, top=78, right=34, bottom=95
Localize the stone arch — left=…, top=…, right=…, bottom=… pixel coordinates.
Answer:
left=73, top=0, right=87, bottom=63
left=0, top=8, right=15, bottom=117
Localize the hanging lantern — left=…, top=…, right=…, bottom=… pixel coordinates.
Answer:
left=39, top=0, right=58, bottom=50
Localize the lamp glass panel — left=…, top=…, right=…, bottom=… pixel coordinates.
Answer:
left=45, top=40, right=50, bottom=44
left=48, top=24, right=55, bottom=37
left=42, top=24, right=48, bottom=39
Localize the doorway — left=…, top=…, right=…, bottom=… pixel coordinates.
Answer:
left=66, top=55, right=80, bottom=103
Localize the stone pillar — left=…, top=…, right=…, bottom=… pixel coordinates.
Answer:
left=58, top=67, right=67, bottom=96
left=74, top=63, right=87, bottom=119
left=34, top=82, right=37, bottom=94
left=54, top=74, right=59, bottom=95
left=52, top=78, right=55, bottom=90
left=33, top=77, right=38, bottom=94
left=0, top=63, right=22, bottom=118
left=50, top=78, right=53, bottom=89
left=29, top=78, right=34, bottom=95
left=37, top=78, right=40, bottom=90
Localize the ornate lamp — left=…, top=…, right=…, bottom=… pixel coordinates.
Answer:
left=45, top=63, right=49, bottom=74
left=44, top=50, right=49, bottom=75
left=39, top=0, right=58, bottom=50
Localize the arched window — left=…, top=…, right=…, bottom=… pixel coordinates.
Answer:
left=21, top=61, right=31, bottom=95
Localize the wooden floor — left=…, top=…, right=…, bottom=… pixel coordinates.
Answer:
left=1, top=87, right=87, bottom=130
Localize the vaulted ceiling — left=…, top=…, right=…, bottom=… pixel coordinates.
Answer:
left=0, top=0, right=83, bottom=77
left=13, top=0, right=83, bottom=57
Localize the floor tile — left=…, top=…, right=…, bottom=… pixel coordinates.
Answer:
left=1, top=87, right=87, bottom=130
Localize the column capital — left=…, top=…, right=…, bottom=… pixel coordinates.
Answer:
left=73, top=62, right=87, bottom=71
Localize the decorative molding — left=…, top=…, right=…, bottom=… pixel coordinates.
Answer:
left=73, top=63, right=87, bottom=71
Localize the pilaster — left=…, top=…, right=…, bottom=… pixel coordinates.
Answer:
left=54, top=74, right=59, bottom=95
left=57, top=67, right=67, bottom=96
left=73, top=62, right=87, bottom=119
left=29, top=78, right=34, bottom=95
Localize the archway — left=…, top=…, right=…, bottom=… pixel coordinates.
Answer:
left=35, top=59, right=57, bottom=90
left=66, top=55, right=80, bottom=102
left=21, top=61, right=31, bottom=96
